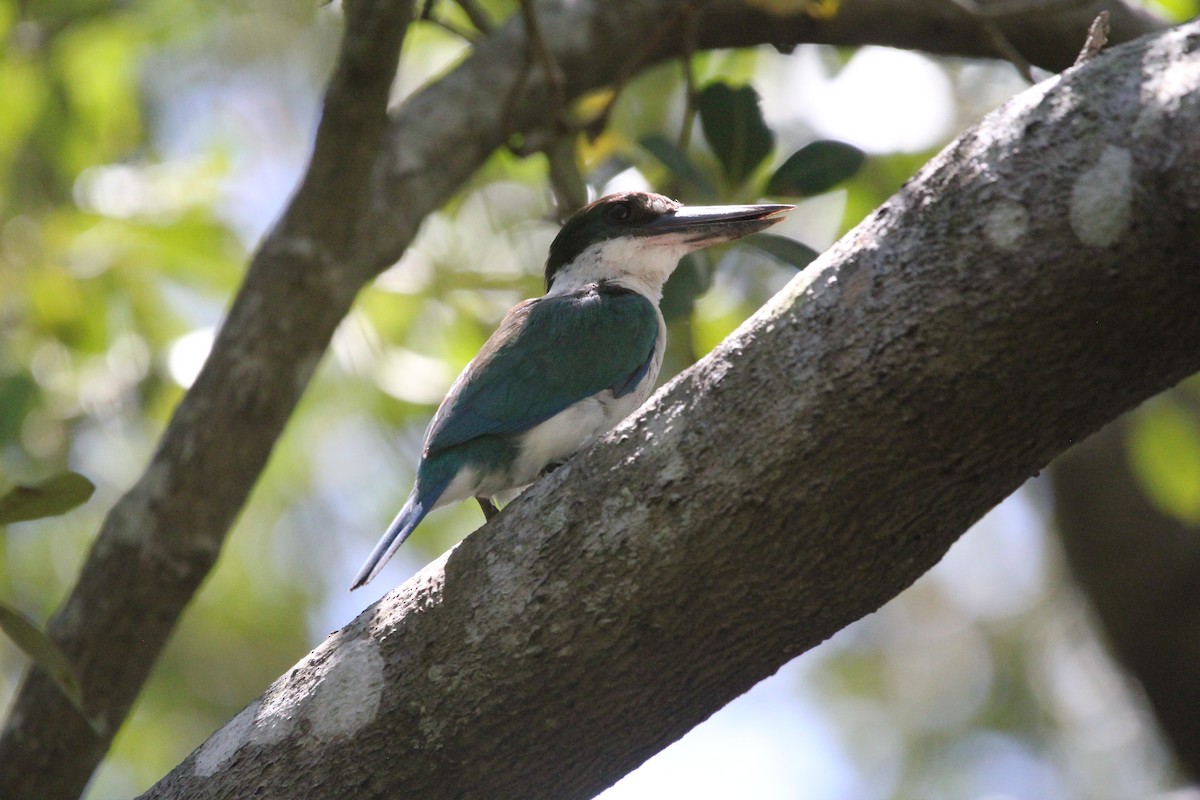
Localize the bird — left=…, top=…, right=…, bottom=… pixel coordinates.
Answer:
left=351, top=191, right=793, bottom=589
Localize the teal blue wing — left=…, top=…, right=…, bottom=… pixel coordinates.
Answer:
left=425, top=285, right=659, bottom=456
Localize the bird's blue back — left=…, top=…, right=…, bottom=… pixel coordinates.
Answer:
left=424, top=281, right=660, bottom=459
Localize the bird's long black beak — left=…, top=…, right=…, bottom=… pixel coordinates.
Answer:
left=641, top=202, right=794, bottom=244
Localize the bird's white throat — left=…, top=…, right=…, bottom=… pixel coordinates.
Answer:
left=547, top=235, right=695, bottom=303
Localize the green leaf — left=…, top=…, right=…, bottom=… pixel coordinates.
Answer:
left=767, top=140, right=866, bottom=197
left=0, top=600, right=94, bottom=726
left=743, top=233, right=820, bottom=270
left=697, top=82, right=773, bottom=186
left=639, top=134, right=716, bottom=199
left=0, top=472, right=96, bottom=524
left=1127, top=401, right=1200, bottom=523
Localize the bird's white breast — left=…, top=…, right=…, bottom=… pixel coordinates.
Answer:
left=513, top=390, right=636, bottom=482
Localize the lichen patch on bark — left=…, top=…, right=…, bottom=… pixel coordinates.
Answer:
left=985, top=200, right=1030, bottom=250
left=1069, top=145, right=1133, bottom=248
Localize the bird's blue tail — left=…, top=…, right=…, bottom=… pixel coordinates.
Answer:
left=351, top=485, right=441, bottom=590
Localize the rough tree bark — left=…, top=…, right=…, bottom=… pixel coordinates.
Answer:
left=137, top=20, right=1200, bottom=800
left=0, top=0, right=1176, bottom=797
left=1052, top=406, right=1200, bottom=779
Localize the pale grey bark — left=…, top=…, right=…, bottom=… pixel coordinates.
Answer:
left=138, top=20, right=1200, bottom=800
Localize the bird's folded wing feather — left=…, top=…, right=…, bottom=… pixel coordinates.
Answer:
left=424, top=285, right=659, bottom=456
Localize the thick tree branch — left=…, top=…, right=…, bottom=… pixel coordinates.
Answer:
left=0, top=0, right=1172, bottom=796
left=1051, top=411, right=1200, bottom=778
left=142, top=21, right=1200, bottom=800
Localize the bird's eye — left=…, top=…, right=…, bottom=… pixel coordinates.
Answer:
left=607, top=202, right=632, bottom=223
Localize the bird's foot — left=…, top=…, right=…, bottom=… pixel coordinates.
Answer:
left=476, top=497, right=500, bottom=521
left=539, top=460, right=566, bottom=478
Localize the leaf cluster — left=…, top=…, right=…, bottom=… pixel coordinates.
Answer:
left=0, top=472, right=95, bottom=725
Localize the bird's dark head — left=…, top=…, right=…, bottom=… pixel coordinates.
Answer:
left=544, top=191, right=793, bottom=297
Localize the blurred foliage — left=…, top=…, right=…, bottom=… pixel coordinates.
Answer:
left=634, top=76, right=852, bottom=368
left=1126, top=382, right=1200, bottom=524
left=0, top=471, right=95, bottom=723
left=744, top=0, right=842, bottom=18
left=1158, top=0, right=1200, bottom=21
left=0, top=0, right=1196, bottom=798
left=0, top=471, right=94, bottom=524
left=0, top=600, right=90, bottom=724
left=0, top=0, right=331, bottom=795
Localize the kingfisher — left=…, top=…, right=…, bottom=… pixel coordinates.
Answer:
left=351, top=191, right=792, bottom=589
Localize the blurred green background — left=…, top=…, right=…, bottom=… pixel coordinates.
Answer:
left=2, top=0, right=1200, bottom=797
